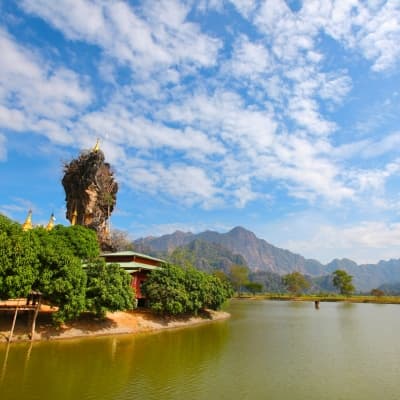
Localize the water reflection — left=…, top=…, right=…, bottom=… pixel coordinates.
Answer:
left=0, top=320, right=229, bottom=400
left=2, top=302, right=400, bottom=400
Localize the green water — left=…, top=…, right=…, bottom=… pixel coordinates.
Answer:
left=1, top=300, right=400, bottom=400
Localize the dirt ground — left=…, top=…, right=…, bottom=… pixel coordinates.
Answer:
left=0, top=303, right=230, bottom=342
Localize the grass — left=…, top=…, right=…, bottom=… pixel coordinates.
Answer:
left=236, top=293, right=400, bottom=304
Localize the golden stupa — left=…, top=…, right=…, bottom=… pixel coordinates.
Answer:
left=45, top=213, right=56, bottom=231
left=22, top=210, right=33, bottom=231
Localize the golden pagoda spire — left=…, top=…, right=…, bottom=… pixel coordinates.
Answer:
left=71, top=208, right=78, bottom=226
left=45, top=213, right=56, bottom=231
left=22, top=209, right=33, bottom=231
left=93, top=138, right=100, bottom=152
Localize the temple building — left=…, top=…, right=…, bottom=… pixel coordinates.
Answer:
left=100, top=251, right=165, bottom=305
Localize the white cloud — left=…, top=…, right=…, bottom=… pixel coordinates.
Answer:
left=227, top=35, right=273, bottom=78
left=20, top=0, right=221, bottom=77
left=0, top=28, right=91, bottom=146
left=2, top=0, right=399, bottom=214
left=119, top=160, right=222, bottom=208
left=334, top=132, right=400, bottom=160
left=228, top=0, right=258, bottom=19
left=283, top=220, right=400, bottom=264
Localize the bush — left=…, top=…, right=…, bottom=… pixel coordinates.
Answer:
left=85, top=260, right=135, bottom=318
left=143, top=264, right=233, bottom=316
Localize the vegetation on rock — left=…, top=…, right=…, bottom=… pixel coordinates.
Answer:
left=62, top=147, right=118, bottom=251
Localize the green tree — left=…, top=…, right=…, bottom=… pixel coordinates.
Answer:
left=244, top=282, right=263, bottom=295
left=0, top=215, right=39, bottom=299
left=282, top=271, right=310, bottom=295
left=143, top=263, right=233, bottom=316
left=332, top=269, right=355, bottom=296
left=184, top=266, right=208, bottom=315
left=229, top=265, right=249, bottom=296
left=32, top=227, right=87, bottom=324
left=142, top=264, right=190, bottom=315
left=203, top=273, right=233, bottom=310
left=51, top=225, right=100, bottom=260
left=85, top=260, right=135, bottom=318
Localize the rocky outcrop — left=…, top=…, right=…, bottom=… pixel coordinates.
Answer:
left=62, top=147, right=118, bottom=250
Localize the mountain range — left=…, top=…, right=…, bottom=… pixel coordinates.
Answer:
left=135, top=226, right=400, bottom=292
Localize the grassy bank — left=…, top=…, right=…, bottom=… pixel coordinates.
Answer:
left=236, top=293, right=400, bottom=304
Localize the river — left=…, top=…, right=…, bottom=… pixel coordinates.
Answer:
left=1, top=300, right=400, bottom=399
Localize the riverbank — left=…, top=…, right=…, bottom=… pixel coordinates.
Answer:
left=238, top=294, right=400, bottom=304
left=0, top=307, right=230, bottom=343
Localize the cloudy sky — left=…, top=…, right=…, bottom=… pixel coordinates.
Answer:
left=1, top=0, right=400, bottom=264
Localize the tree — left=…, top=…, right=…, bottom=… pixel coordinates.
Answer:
left=142, top=264, right=190, bottom=315
left=229, top=265, right=249, bottom=297
left=32, top=227, right=87, bottom=324
left=282, top=271, right=310, bottom=295
left=0, top=215, right=39, bottom=299
left=143, top=263, right=233, bottom=316
left=85, top=260, right=135, bottom=318
left=203, top=273, right=234, bottom=310
left=51, top=225, right=100, bottom=260
left=332, top=269, right=355, bottom=296
left=244, top=282, right=263, bottom=295
left=109, top=229, right=135, bottom=251
left=371, top=288, right=384, bottom=297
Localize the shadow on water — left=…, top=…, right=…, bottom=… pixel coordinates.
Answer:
left=0, top=319, right=229, bottom=400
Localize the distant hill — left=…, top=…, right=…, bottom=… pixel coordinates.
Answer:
left=169, top=239, right=248, bottom=274
left=136, top=226, right=325, bottom=274
left=135, top=226, right=400, bottom=292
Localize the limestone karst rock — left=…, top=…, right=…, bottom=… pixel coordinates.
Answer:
left=62, top=144, right=118, bottom=250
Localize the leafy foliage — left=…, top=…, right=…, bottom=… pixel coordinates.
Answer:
left=332, top=269, right=355, bottom=296
left=142, top=263, right=233, bottom=316
left=0, top=215, right=134, bottom=324
left=51, top=225, right=100, bottom=260
left=32, top=227, right=87, bottom=324
left=0, top=215, right=39, bottom=299
left=142, top=264, right=190, bottom=315
left=244, top=282, right=263, bottom=295
left=85, top=260, right=135, bottom=318
left=282, top=271, right=310, bottom=295
left=229, top=265, right=250, bottom=296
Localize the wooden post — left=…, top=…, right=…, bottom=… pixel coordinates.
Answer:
left=30, top=296, right=41, bottom=341
left=0, top=341, right=11, bottom=384
left=8, top=301, right=20, bottom=342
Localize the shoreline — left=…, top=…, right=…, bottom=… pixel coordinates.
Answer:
left=236, top=295, right=400, bottom=304
left=0, top=308, right=230, bottom=343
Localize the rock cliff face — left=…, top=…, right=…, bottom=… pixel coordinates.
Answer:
left=136, top=226, right=321, bottom=274
left=135, top=226, right=400, bottom=291
left=62, top=147, right=118, bottom=250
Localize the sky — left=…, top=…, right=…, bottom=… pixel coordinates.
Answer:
left=1, top=0, right=400, bottom=265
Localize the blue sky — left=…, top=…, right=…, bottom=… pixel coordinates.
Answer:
left=1, top=0, right=400, bottom=264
